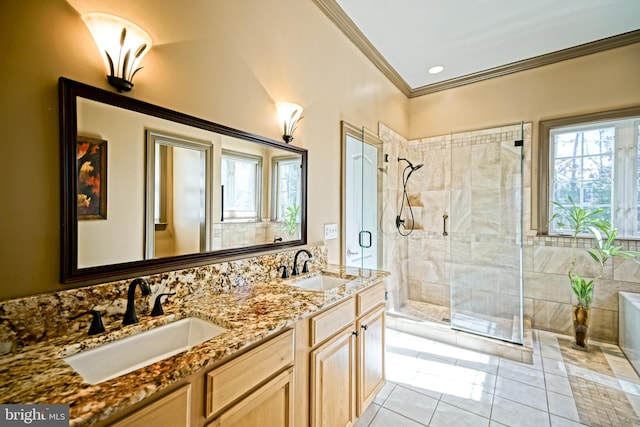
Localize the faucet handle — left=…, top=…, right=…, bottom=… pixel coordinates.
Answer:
left=72, top=310, right=105, bottom=336
left=279, top=265, right=290, bottom=279
left=302, top=260, right=310, bottom=274
left=151, top=293, right=176, bottom=316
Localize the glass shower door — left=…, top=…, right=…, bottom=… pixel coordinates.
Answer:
left=343, top=124, right=382, bottom=270
left=449, top=123, right=524, bottom=344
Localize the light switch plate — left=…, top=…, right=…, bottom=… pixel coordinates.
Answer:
left=324, top=223, right=338, bottom=240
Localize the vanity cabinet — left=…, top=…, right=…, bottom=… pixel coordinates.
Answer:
left=205, top=329, right=295, bottom=426
left=301, top=279, right=386, bottom=427
left=100, top=329, right=295, bottom=427
left=92, top=280, right=385, bottom=427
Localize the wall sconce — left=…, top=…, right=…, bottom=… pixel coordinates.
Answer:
left=81, top=13, right=153, bottom=92
left=275, top=102, right=303, bottom=143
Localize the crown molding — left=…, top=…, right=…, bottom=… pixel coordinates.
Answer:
left=312, top=0, right=640, bottom=98
left=312, top=0, right=412, bottom=96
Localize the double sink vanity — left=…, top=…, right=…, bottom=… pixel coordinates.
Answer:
left=0, top=79, right=390, bottom=426
left=0, top=264, right=388, bottom=427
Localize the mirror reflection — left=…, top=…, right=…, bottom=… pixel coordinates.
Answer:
left=62, top=78, right=306, bottom=283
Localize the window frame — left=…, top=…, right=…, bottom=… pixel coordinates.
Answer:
left=538, top=105, right=640, bottom=236
left=221, top=150, right=263, bottom=222
left=271, top=156, right=302, bottom=222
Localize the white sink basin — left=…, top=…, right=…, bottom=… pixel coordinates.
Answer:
left=288, top=274, right=352, bottom=291
left=64, top=317, right=227, bottom=384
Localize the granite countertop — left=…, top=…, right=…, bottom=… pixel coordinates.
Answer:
left=0, top=265, right=388, bottom=426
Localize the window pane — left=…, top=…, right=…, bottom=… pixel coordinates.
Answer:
left=582, top=127, right=614, bottom=156
left=221, top=155, right=259, bottom=219
left=554, top=133, right=582, bottom=158
left=275, top=159, right=300, bottom=221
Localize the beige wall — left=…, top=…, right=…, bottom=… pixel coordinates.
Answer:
left=409, top=43, right=640, bottom=230
left=407, top=43, right=640, bottom=343
left=0, top=0, right=407, bottom=300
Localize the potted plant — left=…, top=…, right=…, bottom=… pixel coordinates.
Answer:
left=551, top=198, right=640, bottom=350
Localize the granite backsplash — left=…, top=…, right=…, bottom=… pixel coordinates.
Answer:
left=0, top=245, right=327, bottom=350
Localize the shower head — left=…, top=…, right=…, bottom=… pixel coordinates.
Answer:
left=398, top=157, right=423, bottom=171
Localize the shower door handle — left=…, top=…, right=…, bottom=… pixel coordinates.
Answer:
left=442, top=214, right=449, bottom=236
left=359, top=230, right=372, bottom=248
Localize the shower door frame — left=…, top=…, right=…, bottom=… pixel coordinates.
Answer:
left=340, top=121, right=384, bottom=269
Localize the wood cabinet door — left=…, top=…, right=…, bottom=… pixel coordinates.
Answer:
left=357, top=306, right=385, bottom=416
left=310, top=328, right=356, bottom=427
left=207, top=368, right=294, bottom=427
left=111, top=385, right=191, bottom=427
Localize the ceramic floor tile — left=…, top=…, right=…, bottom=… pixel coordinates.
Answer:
left=498, top=360, right=546, bottom=389
left=369, top=407, right=426, bottom=427
left=627, top=393, right=640, bottom=417
left=491, top=395, right=551, bottom=427
left=549, top=414, right=588, bottom=426
left=541, top=344, right=564, bottom=360
left=542, top=357, right=568, bottom=377
left=620, top=378, right=640, bottom=397
left=440, top=389, right=494, bottom=418
left=547, top=390, right=579, bottom=421
left=354, top=402, right=380, bottom=427
left=428, top=401, right=490, bottom=427
left=382, top=384, right=438, bottom=425
left=455, top=356, right=500, bottom=375
left=373, top=381, right=396, bottom=405
left=401, top=372, right=444, bottom=400
left=544, top=372, right=573, bottom=396
left=611, top=361, right=640, bottom=380
left=377, top=328, right=639, bottom=427
left=538, top=331, right=560, bottom=347
left=400, top=371, right=444, bottom=400
left=495, top=376, right=548, bottom=411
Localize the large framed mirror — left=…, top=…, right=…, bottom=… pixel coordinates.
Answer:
left=60, top=78, right=307, bottom=283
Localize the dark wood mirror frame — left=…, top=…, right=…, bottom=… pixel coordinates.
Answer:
left=59, top=77, right=307, bottom=284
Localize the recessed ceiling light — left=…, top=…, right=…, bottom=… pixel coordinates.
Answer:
left=428, top=65, right=444, bottom=74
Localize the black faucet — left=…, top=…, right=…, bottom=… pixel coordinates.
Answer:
left=292, top=249, right=313, bottom=276
left=123, top=278, right=151, bottom=325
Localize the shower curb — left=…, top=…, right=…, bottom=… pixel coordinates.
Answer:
left=386, top=312, right=534, bottom=364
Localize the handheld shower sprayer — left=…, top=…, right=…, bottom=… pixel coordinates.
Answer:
left=396, top=157, right=424, bottom=236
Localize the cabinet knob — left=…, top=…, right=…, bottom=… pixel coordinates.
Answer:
left=361, top=324, right=368, bottom=331
left=352, top=330, right=359, bottom=337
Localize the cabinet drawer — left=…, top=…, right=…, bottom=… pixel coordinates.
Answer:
left=357, top=281, right=385, bottom=316
left=205, top=329, right=294, bottom=418
left=310, top=297, right=355, bottom=347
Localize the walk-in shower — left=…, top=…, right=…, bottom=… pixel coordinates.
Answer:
left=382, top=122, right=529, bottom=350
left=396, top=157, right=423, bottom=236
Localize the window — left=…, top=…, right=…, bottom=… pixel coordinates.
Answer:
left=540, top=107, right=640, bottom=238
left=272, top=157, right=301, bottom=221
left=221, top=151, right=262, bottom=221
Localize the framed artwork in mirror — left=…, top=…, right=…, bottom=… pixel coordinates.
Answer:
left=77, top=136, right=107, bottom=220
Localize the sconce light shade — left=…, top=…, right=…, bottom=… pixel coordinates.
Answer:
left=275, top=102, right=303, bottom=143
left=81, top=13, right=153, bottom=92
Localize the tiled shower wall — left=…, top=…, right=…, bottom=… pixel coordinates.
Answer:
left=379, top=122, right=640, bottom=343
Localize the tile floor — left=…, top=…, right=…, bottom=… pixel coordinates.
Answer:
left=355, top=328, right=640, bottom=427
